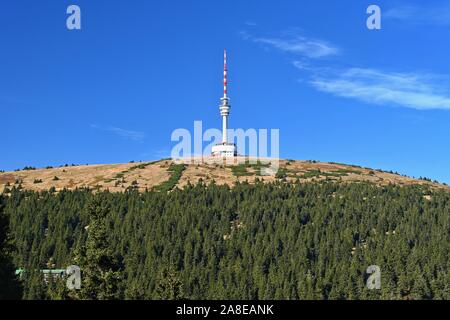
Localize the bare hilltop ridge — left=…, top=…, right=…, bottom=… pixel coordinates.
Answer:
left=1, top=157, right=448, bottom=193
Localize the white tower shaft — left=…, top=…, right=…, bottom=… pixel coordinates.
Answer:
left=222, top=115, right=228, bottom=143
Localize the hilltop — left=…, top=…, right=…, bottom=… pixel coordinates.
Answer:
left=1, top=157, right=448, bottom=193
left=2, top=158, right=449, bottom=300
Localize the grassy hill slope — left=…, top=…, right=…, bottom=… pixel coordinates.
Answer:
left=1, top=157, right=448, bottom=194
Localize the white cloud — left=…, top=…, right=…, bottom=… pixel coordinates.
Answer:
left=245, top=28, right=450, bottom=111
left=91, top=124, right=146, bottom=141
left=308, top=68, right=450, bottom=110
left=242, top=32, right=339, bottom=59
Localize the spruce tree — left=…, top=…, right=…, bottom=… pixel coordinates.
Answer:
left=72, top=195, right=122, bottom=300
left=156, top=266, right=184, bottom=300
left=0, top=196, right=22, bottom=299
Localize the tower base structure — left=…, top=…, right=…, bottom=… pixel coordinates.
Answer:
left=211, top=142, right=237, bottom=158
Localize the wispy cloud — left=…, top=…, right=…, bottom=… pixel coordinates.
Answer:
left=245, top=28, right=450, bottom=111
left=242, top=31, right=339, bottom=59
left=90, top=124, right=146, bottom=142
left=308, top=68, right=450, bottom=110
left=385, top=5, right=450, bottom=25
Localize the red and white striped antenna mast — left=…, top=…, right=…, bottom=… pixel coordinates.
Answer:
left=223, top=49, right=228, bottom=98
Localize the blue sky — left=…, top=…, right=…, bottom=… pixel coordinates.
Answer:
left=1, top=0, right=450, bottom=183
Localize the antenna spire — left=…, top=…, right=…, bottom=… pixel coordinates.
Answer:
left=223, top=49, right=227, bottom=98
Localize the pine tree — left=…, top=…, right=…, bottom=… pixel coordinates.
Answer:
left=156, top=266, right=184, bottom=300
left=22, top=268, right=45, bottom=300
left=0, top=196, right=22, bottom=299
left=46, top=275, right=69, bottom=300
left=71, top=195, right=122, bottom=300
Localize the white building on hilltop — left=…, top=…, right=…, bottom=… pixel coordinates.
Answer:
left=211, top=49, right=238, bottom=158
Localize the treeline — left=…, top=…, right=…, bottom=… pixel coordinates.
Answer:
left=0, top=180, right=449, bottom=300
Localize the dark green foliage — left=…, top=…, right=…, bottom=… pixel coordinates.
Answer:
left=275, top=168, right=287, bottom=179
left=3, top=182, right=450, bottom=300
left=131, top=180, right=139, bottom=187
left=106, top=161, right=159, bottom=184
left=115, top=173, right=125, bottom=179
left=156, top=266, right=184, bottom=300
left=297, top=169, right=360, bottom=179
left=129, top=161, right=158, bottom=171
left=230, top=161, right=271, bottom=177
left=71, top=196, right=122, bottom=300
left=33, top=179, right=43, bottom=184
left=45, top=276, right=70, bottom=300
left=300, top=169, right=323, bottom=178
left=0, top=196, right=22, bottom=299
left=155, top=163, right=186, bottom=192
left=21, top=268, right=46, bottom=300
left=230, top=164, right=253, bottom=177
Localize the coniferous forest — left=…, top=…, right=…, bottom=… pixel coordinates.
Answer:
left=0, top=180, right=449, bottom=300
